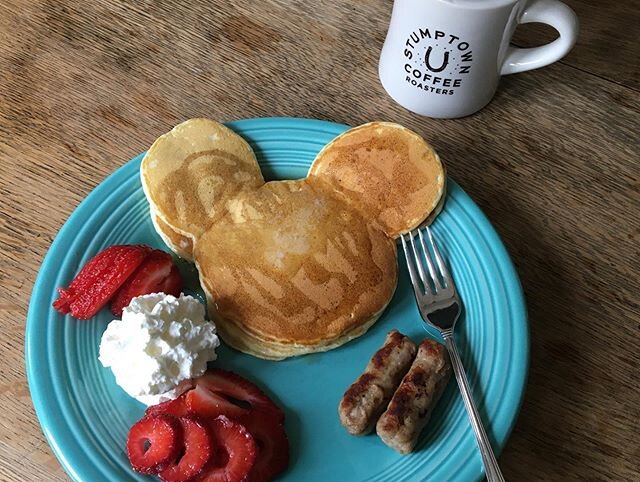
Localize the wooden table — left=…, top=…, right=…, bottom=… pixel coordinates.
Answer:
left=1, top=1, right=638, bottom=480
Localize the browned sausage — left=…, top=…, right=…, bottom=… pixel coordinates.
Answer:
left=339, top=330, right=417, bottom=435
left=376, top=338, right=451, bottom=454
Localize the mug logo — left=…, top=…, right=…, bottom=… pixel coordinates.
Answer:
left=424, top=47, right=449, bottom=73
left=403, top=28, right=473, bottom=96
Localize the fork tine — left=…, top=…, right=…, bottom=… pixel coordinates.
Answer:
left=418, top=229, right=443, bottom=291
left=426, top=227, right=451, bottom=286
left=408, top=230, right=429, bottom=292
left=401, top=234, right=425, bottom=298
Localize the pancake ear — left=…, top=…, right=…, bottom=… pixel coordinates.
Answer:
left=308, top=122, right=445, bottom=238
left=141, top=119, right=264, bottom=258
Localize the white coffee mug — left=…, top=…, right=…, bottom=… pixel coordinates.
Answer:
left=379, top=0, right=579, bottom=118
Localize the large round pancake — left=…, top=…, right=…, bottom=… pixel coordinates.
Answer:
left=211, top=302, right=388, bottom=360
left=194, top=179, right=398, bottom=353
left=140, top=118, right=264, bottom=242
left=309, top=122, right=445, bottom=238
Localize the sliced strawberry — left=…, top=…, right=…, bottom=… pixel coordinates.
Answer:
left=188, top=369, right=284, bottom=423
left=159, top=416, right=214, bottom=482
left=195, top=416, right=257, bottom=482
left=146, top=395, right=191, bottom=418
left=242, top=410, right=289, bottom=482
left=186, top=384, right=249, bottom=421
left=53, top=244, right=151, bottom=319
left=110, top=249, right=183, bottom=316
left=127, top=414, right=182, bottom=474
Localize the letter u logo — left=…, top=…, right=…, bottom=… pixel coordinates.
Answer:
left=424, top=47, right=449, bottom=73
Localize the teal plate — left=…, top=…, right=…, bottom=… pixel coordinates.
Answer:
left=26, top=118, right=528, bottom=482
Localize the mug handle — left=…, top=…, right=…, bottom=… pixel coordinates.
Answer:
left=500, top=0, right=579, bottom=75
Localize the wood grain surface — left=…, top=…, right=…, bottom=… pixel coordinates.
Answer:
left=1, top=1, right=638, bottom=481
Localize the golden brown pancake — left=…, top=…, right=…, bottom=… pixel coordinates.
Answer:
left=140, top=119, right=445, bottom=359
left=195, top=180, right=397, bottom=359
left=309, top=122, right=445, bottom=238
left=213, top=304, right=387, bottom=360
left=140, top=118, right=264, bottom=241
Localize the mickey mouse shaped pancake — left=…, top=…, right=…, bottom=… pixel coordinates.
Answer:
left=141, top=119, right=445, bottom=359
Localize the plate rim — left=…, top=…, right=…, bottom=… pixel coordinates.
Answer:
left=26, top=116, right=529, bottom=482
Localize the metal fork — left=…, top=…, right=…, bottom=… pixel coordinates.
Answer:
left=401, top=227, right=505, bottom=482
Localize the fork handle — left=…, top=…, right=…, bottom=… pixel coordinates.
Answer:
left=443, top=333, right=506, bottom=482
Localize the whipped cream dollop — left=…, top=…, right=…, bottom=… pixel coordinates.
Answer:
left=99, top=293, right=219, bottom=406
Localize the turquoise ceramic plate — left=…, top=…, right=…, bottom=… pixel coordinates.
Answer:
left=26, top=118, right=528, bottom=482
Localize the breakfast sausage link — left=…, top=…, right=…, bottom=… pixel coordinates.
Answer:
left=376, top=339, right=451, bottom=454
left=339, top=330, right=417, bottom=435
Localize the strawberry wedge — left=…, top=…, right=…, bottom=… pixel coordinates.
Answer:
left=53, top=244, right=151, bottom=319
left=110, top=249, right=182, bottom=317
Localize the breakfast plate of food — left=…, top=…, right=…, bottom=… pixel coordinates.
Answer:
left=26, top=117, right=528, bottom=481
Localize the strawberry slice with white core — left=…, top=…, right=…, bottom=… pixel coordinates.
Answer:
left=195, top=416, right=257, bottom=482
left=126, top=414, right=182, bottom=474
left=159, top=416, right=214, bottom=482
